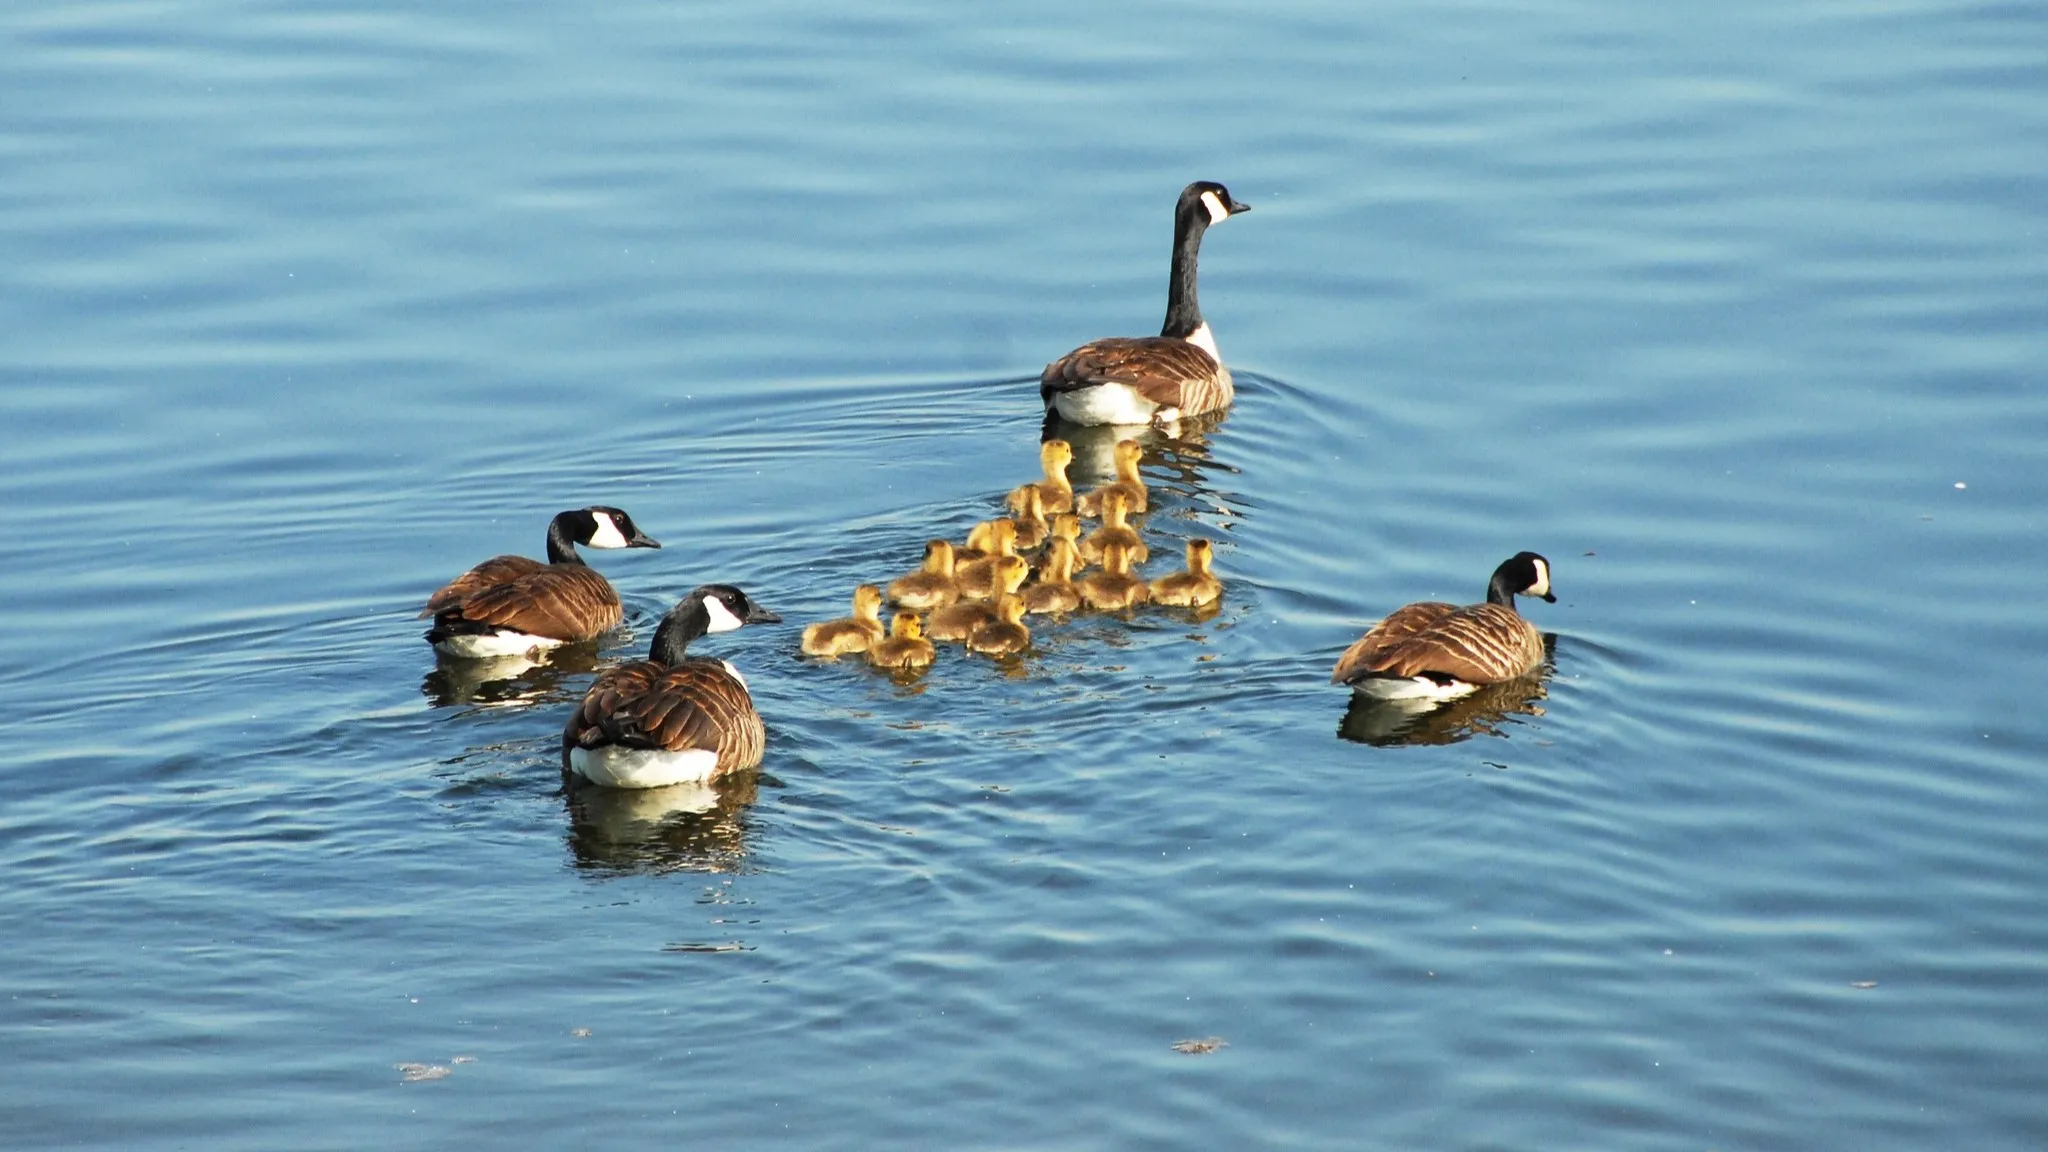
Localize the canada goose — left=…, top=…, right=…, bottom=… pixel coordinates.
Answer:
left=1077, top=542, right=1149, bottom=611
left=562, top=584, right=780, bottom=789
left=1041, top=181, right=1251, bottom=427
left=800, top=584, right=886, bottom=658
left=867, top=612, right=936, bottom=669
left=928, top=556, right=1029, bottom=640
left=1080, top=489, right=1148, bottom=565
left=1019, top=439, right=1075, bottom=515
left=1022, top=537, right=1084, bottom=616
left=1330, top=552, right=1555, bottom=700
left=887, top=540, right=960, bottom=610
left=1008, top=485, right=1050, bottom=551
left=1150, top=538, right=1223, bottom=607
left=1075, top=438, right=1149, bottom=517
left=423, top=506, right=661, bottom=658
left=967, top=594, right=1031, bottom=657
left=955, top=520, right=1021, bottom=599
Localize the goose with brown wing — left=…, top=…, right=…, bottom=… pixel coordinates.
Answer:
left=1041, top=181, right=1250, bottom=428
left=1331, top=553, right=1555, bottom=701
left=424, top=506, right=660, bottom=658
left=562, top=584, right=780, bottom=790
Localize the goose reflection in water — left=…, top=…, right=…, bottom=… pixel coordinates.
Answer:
left=1337, top=668, right=1551, bottom=748
left=563, top=771, right=761, bottom=876
left=1046, top=408, right=1230, bottom=491
left=420, top=644, right=602, bottom=709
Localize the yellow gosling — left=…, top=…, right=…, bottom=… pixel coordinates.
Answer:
left=1076, top=438, right=1149, bottom=517
left=1149, top=538, right=1223, bottom=607
left=1010, top=485, right=1049, bottom=551
left=867, top=612, right=936, bottom=669
left=967, top=594, right=1031, bottom=657
left=1080, top=489, right=1148, bottom=566
left=1027, top=439, right=1075, bottom=515
left=928, top=556, right=1029, bottom=640
left=955, top=520, right=1021, bottom=599
left=887, top=540, right=960, bottom=611
left=1022, top=537, right=1083, bottom=616
left=801, top=584, right=888, bottom=657
left=1078, top=541, right=1150, bottom=611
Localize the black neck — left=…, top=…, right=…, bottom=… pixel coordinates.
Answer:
left=649, top=598, right=709, bottom=665
left=544, top=514, right=588, bottom=566
left=1160, top=204, right=1210, bottom=340
left=1485, top=572, right=1518, bottom=608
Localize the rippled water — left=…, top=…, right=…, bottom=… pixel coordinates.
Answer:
left=4, top=0, right=2046, bottom=1147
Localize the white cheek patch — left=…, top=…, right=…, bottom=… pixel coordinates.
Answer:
left=704, top=596, right=746, bottom=633
left=1200, top=190, right=1229, bottom=225
left=585, top=513, right=630, bottom=550
left=1528, top=558, right=1551, bottom=599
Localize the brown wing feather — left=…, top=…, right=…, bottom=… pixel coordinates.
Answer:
left=438, top=565, right=623, bottom=643
left=1333, top=603, right=1543, bottom=686
left=420, top=554, right=547, bottom=617
left=1040, top=337, right=1234, bottom=414
left=563, top=660, right=765, bottom=775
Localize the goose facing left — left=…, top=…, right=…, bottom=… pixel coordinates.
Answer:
left=1041, top=180, right=1250, bottom=427
left=423, top=506, right=660, bottom=658
left=1331, top=552, right=1555, bottom=701
left=562, top=584, right=780, bottom=790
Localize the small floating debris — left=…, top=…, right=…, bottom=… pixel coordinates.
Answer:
left=452, top=1055, right=477, bottom=1064
left=1954, top=482, right=1967, bottom=490
left=571, top=1027, right=593, bottom=1038
left=1851, top=981, right=1878, bottom=990
left=662, top=941, right=754, bottom=954
left=396, top=1062, right=451, bottom=1082
left=1171, top=1037, right=1227, bottom=1055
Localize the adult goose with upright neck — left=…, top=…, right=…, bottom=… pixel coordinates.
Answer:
left=562, top=584, right=780, bottom=789
left=423, top=506, right=660, bottom=658
left=1331, top=553, right=1556, bottom=701
left=1041, top=180, right=1250, bottom=428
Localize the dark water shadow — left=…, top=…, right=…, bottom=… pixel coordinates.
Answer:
left=562, top=772, right=764, bottom=877
left=1336, top=675, right=1551, bottom=747
left=420, top=645, right=602, bottom=709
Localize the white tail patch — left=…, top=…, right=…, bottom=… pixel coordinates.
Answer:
left=1200, top=189, right=1230, bottom=225
left=1349, top=675, right=1479, bottom=702
left=704, top=596, right=746, bottom=633
left=434, top=630, right=565, bottom=659
left=585, top=513, right=630, bottom=550
left=569, top=745, right=721, bottom=789
left=1052, top=383, right=1161, bottom=427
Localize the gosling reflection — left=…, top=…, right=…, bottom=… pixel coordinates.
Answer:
left=1338, top=673, right=1550, bottom=748
left=563, top=772, right=759, bottom=876
left=421, top=645, right=602, bottom=709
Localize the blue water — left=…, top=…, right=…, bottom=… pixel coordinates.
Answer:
left=3, top=0, right=2046, bottom=1147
